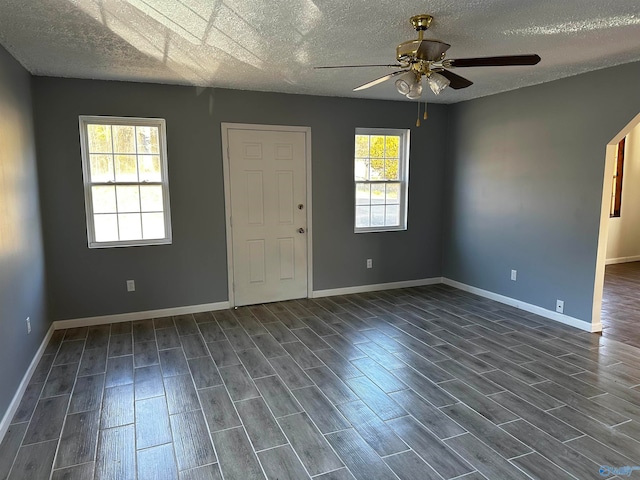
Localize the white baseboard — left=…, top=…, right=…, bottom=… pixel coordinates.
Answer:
left=312, top=277, right=443, bottom=298
left=54, top=301, right=230, bottom=330
left=605, top=255, right=640, bottom=265
left=442, top=278, right=595, bottom=333
left=0, top=324, right=54, bottom=442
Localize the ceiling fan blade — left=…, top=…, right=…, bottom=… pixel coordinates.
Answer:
left=353, top=70, right=409, bottom=91
left=438, top=69, right=474, bottom=89
left=447, top=54, right=541, bottom=68
left=314, top=64, right=403, bottom=69
left=416, top=39, right=450, bottom=61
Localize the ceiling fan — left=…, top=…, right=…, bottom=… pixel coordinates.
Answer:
left=315, top=14, right=540, bottom=121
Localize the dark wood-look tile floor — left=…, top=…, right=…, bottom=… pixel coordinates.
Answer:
left=3, top=284, right=640, bottom=479
left=602, top=261, right=640, bottom=348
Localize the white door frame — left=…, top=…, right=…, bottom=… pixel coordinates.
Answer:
left=221, top=123, right=313, bottom=307
left=592, top=111, right=640, bottom=332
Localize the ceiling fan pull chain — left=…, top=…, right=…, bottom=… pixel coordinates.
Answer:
left=416, top=101, right=421, bottom=127
left=424, top=100, right=428, bottom=120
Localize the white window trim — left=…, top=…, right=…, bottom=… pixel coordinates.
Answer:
left=79, top=115, right=173, bottom=248
left=354, top=127, right=410, bottom=233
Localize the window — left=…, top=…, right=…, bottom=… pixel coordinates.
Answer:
left=79, top=116, right=172, bottom=248
left=610, top=136, right=626, bottom=218
left=354, top=128, right=409, bottom=232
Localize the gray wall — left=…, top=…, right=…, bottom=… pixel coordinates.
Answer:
left=0, top=47, right=48, bottom=417
left=33, top=78, right=447, bottom=321
left=444, top=61, right=640, bottom=325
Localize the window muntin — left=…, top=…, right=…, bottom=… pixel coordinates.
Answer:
left=354, top=128, right=409, bottom=232
left=80, top=116, right=172, bottom=248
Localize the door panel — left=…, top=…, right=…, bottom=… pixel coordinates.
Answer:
left=227, top=128, right=307, bottom=306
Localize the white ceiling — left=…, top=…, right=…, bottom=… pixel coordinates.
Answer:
left=0, top=0, right=638, bottom=103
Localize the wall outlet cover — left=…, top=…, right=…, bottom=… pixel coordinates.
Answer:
left=366, top=259, right=372, bottom=269
left=556, top=299, right=564, bottom=314
left=126, top=280, right=135, bottom=292
left=511, top=269, right=517, bottom=281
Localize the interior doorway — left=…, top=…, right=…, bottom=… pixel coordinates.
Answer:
left=221, top=123, right=313, bottom=307
left=593, top=111, right=640, bottom=339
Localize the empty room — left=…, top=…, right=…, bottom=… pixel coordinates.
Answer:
left=1, top=1, right=640, bottom=479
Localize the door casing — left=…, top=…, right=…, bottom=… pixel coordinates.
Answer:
left=221, top=123, right=313, bottom=307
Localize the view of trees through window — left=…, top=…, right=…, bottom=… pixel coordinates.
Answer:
left=355, top=133, right=404, bottom=230
left=81, top=118, right=170, bottom=246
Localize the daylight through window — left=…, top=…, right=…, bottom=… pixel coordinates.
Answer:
left=354, top=128, right=409, bottom=232
left=79, top=116, right=172, bottom=248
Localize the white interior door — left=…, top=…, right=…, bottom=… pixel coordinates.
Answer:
left=225, top=127, right=308, bottom=306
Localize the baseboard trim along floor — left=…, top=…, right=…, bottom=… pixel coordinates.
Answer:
left=0, top=324, right=54, bottom=441
left=442, top=278, right=597, bottom=333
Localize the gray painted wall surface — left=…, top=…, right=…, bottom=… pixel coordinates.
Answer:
left=444, top=61, right=640, bottom=324
left=0, top=46, right=48, bottom=417
left=33, top=79, right=447, bottom=320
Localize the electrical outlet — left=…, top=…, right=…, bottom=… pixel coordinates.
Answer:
left=511, top=269, right=517, bottom=281
left=556, top=299, right=564, bottom=314
left=126, top=280, right=135, bottom=292
left=26, top=317, right=31, bottom=334
left=366, top=259, right=373, bottom=269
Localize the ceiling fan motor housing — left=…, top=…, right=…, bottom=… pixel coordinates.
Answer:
left=410, top=14, right=433, bottom=30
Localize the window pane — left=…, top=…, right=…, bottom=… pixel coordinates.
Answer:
left=356, top=183, right=370, bottom=205
left=94, top=214, right=118, bottom=241
left=371, top=206, right=385, bottom=226
left=354, top=129, right=408, bottom=232
left=114, top=155, right=138, bottom=182
left=370, top=159, right=384, bottom=180
left=116, top=185, right=140, bottom=212
left=371, top=184, right=385, bottom=204
left=89, top=155, right=114, bottom=182
left=137, top=126, right=160, bottom=154
left=355, top=158, right=369, bottom=181
left=87, top=124, right=112, bottom=153
left=355, top=135, right=369, bottom=158
left=140, top=185, right=163, bottom=211
left=92, top=186, right=117, bottom=213
left=369, top=135, right=384, bottom=158
left=386, top=183, right=400, bottom=204
left=385, top=136, right=400, bottom=158
left=355, top=206, right=370, bottom=228
left=118, top=213, right=142, bottom=241
left=385, top=205, right=400, bottom=226
left=385, top=158, right=399, bottom=180
left=113, top=125, right=136, bottom=153
left=142, top=213, right=165, bottom=239
left=139, top=155, right=162, bottom=182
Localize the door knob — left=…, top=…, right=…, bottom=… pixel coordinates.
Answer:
left=298, top=204, right=304, bottom=210
left=298, top=228, right=305, bottom=234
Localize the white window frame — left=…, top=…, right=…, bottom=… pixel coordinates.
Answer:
left=79, top=115, right=172, bottom=248
left=354, top=127, right=410, bottom=233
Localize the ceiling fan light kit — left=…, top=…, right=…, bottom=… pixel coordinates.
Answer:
left=394, top=71, right=418, bottom=95
left=315, top=13, right=541, bottom=125
left=427, top=72, right=450, bottom=95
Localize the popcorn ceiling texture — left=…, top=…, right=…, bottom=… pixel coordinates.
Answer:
left=0, top=0, right=638, bottom=103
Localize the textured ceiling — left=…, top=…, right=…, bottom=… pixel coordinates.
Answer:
left=0, top=0, right=638, bottom=103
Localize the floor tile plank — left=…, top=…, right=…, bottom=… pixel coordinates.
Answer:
left=277, top=412, right=344, bottom=476
left=171, top=410, right=217, bottom=471
left=387, top=416, right=473, bottom=479
left=257, top=444, right=309, bottom=480
left=212, top=427, right=265, bottom=480
left=326, top=429, right=398, bottom=480
left=234, top=398, right=286, bottom=452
